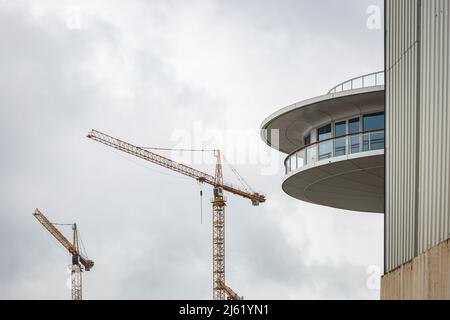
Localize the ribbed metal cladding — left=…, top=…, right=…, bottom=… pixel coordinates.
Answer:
left=386, top=0, right=450, bottom=272
left=386, top=0, right=420, bottom=272
left=418, top=0, right=450, bottom=254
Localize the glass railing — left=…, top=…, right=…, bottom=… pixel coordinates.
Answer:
left=328, top=71, right=385, bottom=94
left=285, top=130, right=385, bottom=174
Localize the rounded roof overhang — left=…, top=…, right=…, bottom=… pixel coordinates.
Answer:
left=261, top=86, right=385, bottom=154
left=282, top=150, right=384, bottom=213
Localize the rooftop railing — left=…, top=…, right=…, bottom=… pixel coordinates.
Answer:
left=284, top=129, right=384, bottom=175
left=328, top=71, right=385, bottom=94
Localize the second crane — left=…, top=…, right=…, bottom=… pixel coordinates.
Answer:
left=87, top=129, right=265, bottom=300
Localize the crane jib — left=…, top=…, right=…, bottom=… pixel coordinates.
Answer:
left=33, top=209, right=94, bottom=270
left=87, top=129, right=266, bottom=204
left=87, top=129, right=266, bottom=300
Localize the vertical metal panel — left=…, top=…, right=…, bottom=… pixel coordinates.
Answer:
left=386, top=0, right=420, bottom=272
left=417, top=0, right=450, bottom=254
left=386, top=0, right=450, bottom=272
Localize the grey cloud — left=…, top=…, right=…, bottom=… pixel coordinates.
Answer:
left=0, top=0, right=383, bottom=299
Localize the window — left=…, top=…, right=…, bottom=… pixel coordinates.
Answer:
left=335, top=121, right=346, bottom=137
left=317, top=124, right=332, bottom=160
left=370, top=131, right=385, bottom=150
left=348, top=117, right=360, bottom=153
left=363, top=112, right=384, bottom=132
left=363, top=131, right=385, bottom=151
left=289, top=155, right=297, bottom=172
left=304, top=134, right=311, bottom=146
left=317, top=124, right=332, bottom=141
left=348, top=117, right=360, bottom=133
left=306, top=145, right=316, bottom=164
left=296, top=150, right=305, bottom=167
left=363, top=113, right=385, bottom=151
left=334, top=121, right=346, bottom=156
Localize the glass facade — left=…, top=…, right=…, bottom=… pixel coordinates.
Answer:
left=348, top=117, right=360, bottom=154
left=335, top=121, right=346, bottom=137
left=317, top=124, right=332, bottom=160
left=348, top=117, right=360, bottom=134
left=334, top=121, right=346, bottom=156
left=363, top=112, right=384, bottom=131
left=287, top=112, right=385, bottom=174
left=317, top=124, right=332, bottom=141
left=363, top=113, right=385, bottom=151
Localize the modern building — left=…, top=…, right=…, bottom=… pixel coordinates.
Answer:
left=261, top=71, right=385, bottom=213
left=382, top=0, right=450, bottom=299
left=261, top=0, right=449, bottom=300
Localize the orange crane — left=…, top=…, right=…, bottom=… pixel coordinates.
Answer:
left=87, top=129, right=265, bottom=300
left=216, top=280, right=242, bottom=300
left=33, top=208, right=94, bottom=300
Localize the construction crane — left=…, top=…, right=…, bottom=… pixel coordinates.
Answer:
left=33, top=208, right=94, bottom=300
left=216, top=280, right=242, bottom=300
left=87, top=129, right=265, bottom=300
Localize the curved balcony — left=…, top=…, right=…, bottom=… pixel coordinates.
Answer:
left=328, top=71, right=384, bottom=94
left=260, top=70, right=385, bottom=213
left=285, top=129, right=385, bottom=174
left=261, top=77, right=385, bottom=155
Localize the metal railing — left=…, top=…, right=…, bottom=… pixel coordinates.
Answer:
left=328, top=71, right=385, bottom=94
left=284, top=130, right=385, bottom=174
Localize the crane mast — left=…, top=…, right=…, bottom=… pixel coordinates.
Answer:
left=216, top=280, right=242, bottom=300
left=87, top=129, right=265, bottom=299
left=213, top=150, right=226, bottom=300
left=71, top=223, right=82, bottom=300
left=33, top=208, right=94, bottom=300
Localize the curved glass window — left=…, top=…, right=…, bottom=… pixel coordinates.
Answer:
left=285, top=112, right=384, bottom=175
left=364, top=131, right=384, bottom=151
left=335, top=121, right=346, bottom=137
left=348, top=118, right=360, bottom=154
left=317, top=124, right=332, bottom=160
left=363, top=112, right=384, bottom=131
left=363, top=112, right=385, bottom=151
left=334, top=121, right=347, bottom=156
left=348, top=117, right=360, bottom=133
left=317, top=124, right=332, bottom=141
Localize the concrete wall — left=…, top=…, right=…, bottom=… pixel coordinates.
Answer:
left=385, top=0, right=450, bottom=272
left=381, top=238, right=450, bottom=299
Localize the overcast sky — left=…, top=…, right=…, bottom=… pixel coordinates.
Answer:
left=0, top=0, right=384, bottom=299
